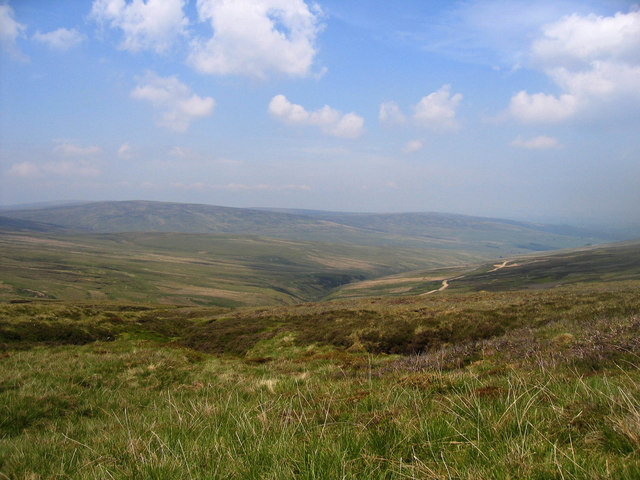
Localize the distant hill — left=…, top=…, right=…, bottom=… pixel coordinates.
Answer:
left=0, top=200, right=609, bottom=256
left=0, top=216, right=68, bottom=233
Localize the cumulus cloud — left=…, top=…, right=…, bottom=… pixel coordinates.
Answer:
left=269, top=94, right=364, bottom=138
left=509, top=10, right=640, bottom=123
left=379, top=101, right=406, bottom=125
left=33, top=28, right=84, bottom=50
left=131, top=72, right=215, bottom=132
left=413, top=85, right=463, bottom=131
left=509, top=91, right=577, bottom=123
left=380, top=85, right=463, bottom=132
left=0, top=3, right=27, bottom=60
left=531, top=11, right=640, bottom=67
left=91, top=0, right=188, bottom=53
left=511, top=135, right=560, bottom=149
left=402, top=140, right=423, bottom=154
left=188, top=0, right=322, bottom=78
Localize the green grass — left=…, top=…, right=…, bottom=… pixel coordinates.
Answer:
left=0, top=231, right=474, bottom=306
left=2, top=230, right=640, bottom=478
left=1, top=279, right=640, bottom=478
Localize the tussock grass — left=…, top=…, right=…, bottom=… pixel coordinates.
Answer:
left=1, top=282, right=640, bottom=478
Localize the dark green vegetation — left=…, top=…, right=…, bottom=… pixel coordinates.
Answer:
left=1, top=200, right=608, bottom=253
left=1, top=204, right=640, bottom=478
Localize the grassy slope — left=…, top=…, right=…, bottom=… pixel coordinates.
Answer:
left=0, top=200, right=606, bottom=255
left=1, top=280, right=639, bottom=478
left=2, top=227, right=640, bottom=477
left=0, top=231, right=477, bottom=306
left=333, top=240, right=640, bottom=298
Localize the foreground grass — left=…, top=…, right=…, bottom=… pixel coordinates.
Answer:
left=1, top=284, right=640, bottom=479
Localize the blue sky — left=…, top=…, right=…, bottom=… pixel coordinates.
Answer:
left=1, top=0, right=639, bottom=227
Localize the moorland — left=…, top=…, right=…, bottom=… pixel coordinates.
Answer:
left=1, top=201, right=639, bottom=479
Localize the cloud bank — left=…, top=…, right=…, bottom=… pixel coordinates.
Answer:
left=510, top=10, right=640, bottom=123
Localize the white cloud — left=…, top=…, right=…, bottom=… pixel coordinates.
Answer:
left=402, top=140, right=423, bottom=154
left=54, top=141, right=102, bottom=156
left=118, top=142, right=133, bottom=159
left=91, top=0, right=188, bottom=53
left=269, top=94, right=364, bottom=138
left=0, top=3, right=27, bottom=60
left=131, top=72, right=215, bottom=132
left=531, top=11, right=640, bottom=67
left=33, top=28, right=84, bottom=50
left=188, top=0, right=322, bottom=78
left=511, top=135, right=560, bottom=149
left=413, top=85, right=463, bottom=131
left=8, top=161, right=39, bottom=178
left=509, top=10, right=640, bottom=123
left=509, top=91, right=577, bottom=123
left=379, top=101, right=406, bottom=125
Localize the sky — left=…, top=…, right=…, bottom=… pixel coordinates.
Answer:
left=1, top=0, right=639, bottom=228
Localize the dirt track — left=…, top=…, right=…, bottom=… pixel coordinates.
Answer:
left=422, top=259, right=517, bottom=295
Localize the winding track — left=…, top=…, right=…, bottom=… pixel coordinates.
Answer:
left=421, top=260, right=515, bottom=296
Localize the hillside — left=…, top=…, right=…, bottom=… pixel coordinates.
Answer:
left=332, top=240, right=640, bottom=298
left=0, top=200, right=606, bottom=255
left=0, top=230, right=477, bottom=306
left=2, top=255, right=640, bottom=478
left=2, top=207, right=640, bottom=478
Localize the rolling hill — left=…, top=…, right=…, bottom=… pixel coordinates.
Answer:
left=0, top=200, right=607, bottom=255
left=0, top=230, right=478, bottom=306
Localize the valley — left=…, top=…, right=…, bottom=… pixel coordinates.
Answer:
left=1, top=201, right=639, bottom=479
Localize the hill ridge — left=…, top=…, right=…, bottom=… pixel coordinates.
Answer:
left=0, top=199, right=608, bottom=255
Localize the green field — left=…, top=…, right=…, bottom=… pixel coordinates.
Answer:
left=1, top=209, right=640, bottom=478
